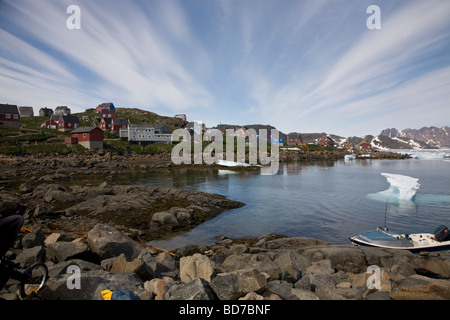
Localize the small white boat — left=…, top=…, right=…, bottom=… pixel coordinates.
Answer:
left=350, top=225, right=450, bottom=253
left=444, top=154, right=450, bottom=161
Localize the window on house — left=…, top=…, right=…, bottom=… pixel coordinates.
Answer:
left=6, top=114, right=11, bottom=119
left=83, top=134, right=87, bottom=138
left=13, top=114, right=18, bottom=119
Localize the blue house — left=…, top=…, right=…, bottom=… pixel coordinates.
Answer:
left=96, top=102, right=115, bottom=113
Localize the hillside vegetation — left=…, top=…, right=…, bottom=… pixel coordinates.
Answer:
left=0, top=108, right=186, bottom=156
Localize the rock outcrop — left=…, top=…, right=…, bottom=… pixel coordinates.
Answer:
left=2, top=225, right=449, bottom=301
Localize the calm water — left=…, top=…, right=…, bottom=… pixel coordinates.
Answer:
left=135, top=151, right=450, bottom=250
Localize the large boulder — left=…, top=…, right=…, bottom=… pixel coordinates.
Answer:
left=221, top=254, right=282, bottom=280
left=47, top=242, right=95, bottom=263
left=165, top=278, right=216, bottom=300
left=0, top=192, right=26, bottom=215
left=210, top=268, right=267, bottom=300
left=273, top=250, right=309, bottom=282
left=295, top=272, right=346, bottom=300
left=22, top=227, right=46, bottom=249
left=155, top=252, right=179, bottom=278
left=144, top=277, right=176, bottom=300
left=151, top=211, right=178, bottom=225
left=46, top=259, right=103, bottom=279
left=180, top=253, right=216, bottom=283
left=86, top=224, right=143, bottom=261
left=415, top=259, right=450, bottom=279
left=14, top=246, right=46, bottom=268
left=300, top=245, right=368, bottom=273
left=390, top=275, right=450, bottom=300
left=111, top=253, right=155, bottom=281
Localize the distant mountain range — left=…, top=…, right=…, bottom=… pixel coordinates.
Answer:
left=211, top=123, right=449, bottom=150
left=337, top=126, right=449, bottom=150
left=379, top=126, right=450, bottom=149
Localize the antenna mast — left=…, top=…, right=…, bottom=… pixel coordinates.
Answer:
left=384, top=200, right=388, bottom=231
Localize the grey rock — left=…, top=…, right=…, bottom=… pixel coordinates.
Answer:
left=47, top=242, right=95, bottom=263
left=22, top=227, right=46, bottom=249
left=155, top=251, right=178, bottom=278
left=210, top=268, right=267, bottom=300
left=87, top=224, right=143, bottom=261
left=152, top=211, right=178, bottom=225
left=14, top=246, right=46, bottom=268
left=165, top=278, right=216, bottom=300
left=266, top=280, right=299, bottom=300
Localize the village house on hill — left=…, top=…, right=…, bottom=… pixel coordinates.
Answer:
left=175, top=114, right=187, bottom=121
left=120, top=123, right=172, bottom=145
left=317, top=135, right=336, bottom=147
left=356, top=141, right=372, bottom=151
left=286, top=132, right=303, bottom=146
left=0, top=104, right=20, bottom=128
left=43, top=115, right=60, bottom=129
left=54, top=106, right=71, bottom=116
left=96, top=102, right=115, bottom=113
left=111, top=118, right=129, bottom=133
left=58, top=115, right=80, bottom=132
left=99, top=115, right=129, bottom=134
left=66, top=126, right=104, bottom=150
left=18, top=106, right=34, bottom=117
left=39, top=107, right=54, bottom=117
left=100, top=109, right=116, bottom=119
left=99, top=117, right=112, bottom=131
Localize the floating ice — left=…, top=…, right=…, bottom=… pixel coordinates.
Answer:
left=381, top=173, right=420, bottom=200
left=369, top=173, right=420, bottom=202
left=217, top=160, right=255, bottom=167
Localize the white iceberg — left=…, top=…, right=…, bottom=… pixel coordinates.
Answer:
left=380, top=173, right=420, bottom=200
left=216, top=159, right=261, bottom=168
left=368, top=173, right=420, bottom=203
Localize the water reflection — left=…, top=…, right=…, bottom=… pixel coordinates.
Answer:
left=127, top=159, right=450, bottom=250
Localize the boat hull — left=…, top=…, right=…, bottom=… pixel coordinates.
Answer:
left=350, top=228, right=450, bottom=253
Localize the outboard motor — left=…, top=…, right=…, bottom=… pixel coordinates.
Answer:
left=433, top=225, right=449, bottom=242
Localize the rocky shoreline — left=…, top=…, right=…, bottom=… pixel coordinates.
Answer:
left=1, top=224, right=449, bottom=300
left=2, top=152, right=449, bottom=301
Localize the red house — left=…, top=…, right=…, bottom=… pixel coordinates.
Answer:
left=286, top=132, right=302, bottom=146
left=0, top=104, right=20, bottom=128
left=99, top=117, right=112, bottom=131
left=317, top=136, right=336, bottom=147
left=44, top=115, right=60, bottom=129
left=96, top=102, right=115, bottom=113
left=58, top=115, right=80, bottom=132
left=111, top=118, right=129, bottom=133
left=100, top=109, right=116, bottom=119
left=358, top=142, right=372, bottom=151
left=67, top=126, right=104, bottom=150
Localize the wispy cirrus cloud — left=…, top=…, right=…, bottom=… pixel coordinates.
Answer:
left=0, top=0, right=213, bottom=114
left=1, top=0, right=449, bottom=136
left=239, top=0, right=450, bottom=135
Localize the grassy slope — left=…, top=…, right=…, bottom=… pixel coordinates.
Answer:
left=0, top=108, right=186, bottom=156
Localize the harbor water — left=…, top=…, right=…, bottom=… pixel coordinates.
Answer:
left=137, top=150, right=450, bottom=250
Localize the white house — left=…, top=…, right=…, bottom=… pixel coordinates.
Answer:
left=120, top=123, right=172, bottom=145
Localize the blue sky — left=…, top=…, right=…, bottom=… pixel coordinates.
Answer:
left=1, top=0, right=449, bottom=137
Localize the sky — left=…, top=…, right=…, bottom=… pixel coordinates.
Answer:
left=1, top=0, right=450, bottom=137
